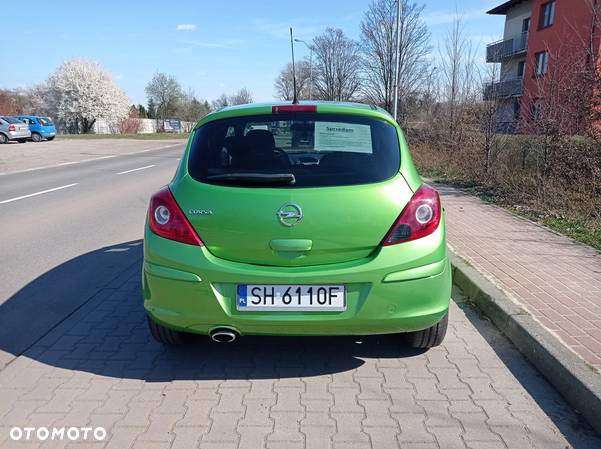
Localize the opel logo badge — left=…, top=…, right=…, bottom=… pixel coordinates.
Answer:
left=277, top=203, right=303, bottom=227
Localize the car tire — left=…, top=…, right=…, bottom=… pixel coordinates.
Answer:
left=0, top=134, right=7, bottom=144
left=147, top=316, right=189, bottom=345
left=406, top=313, right=448, bottom=349
left=47, top=136, right=55, bottom=141
left=17, top=139, right=27, bottom=143
left=31, top=133, right=42, bottom=143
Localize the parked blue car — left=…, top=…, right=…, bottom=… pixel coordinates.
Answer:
left=15, top=116, right=56, bottom=142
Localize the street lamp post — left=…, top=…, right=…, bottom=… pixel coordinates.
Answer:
left=294, top=38, right=313, bottom=100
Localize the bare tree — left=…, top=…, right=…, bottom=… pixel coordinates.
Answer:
left=229, top=88, right=253, bottom=105
left=274, top=61, right=312, bottom=101
left=211, top=93, right=229, bottom=110
left=360, top=0, right=431, bottom=122
left=438, top=14, right=479, bottom=143
left=211, top=89, right=254, bottom=111
left=0, top=85, right=49, bottom=116
left=311, top=28, right=362, bottom=101
left=477, top=62, right=507, bottom=174
left=519, top=41, right=598, bottom=202
left=145, top=73, right=183, bottom=131
left=115, top=106, right=143, bottom=134
left=178, top=89, right=210, bottom=122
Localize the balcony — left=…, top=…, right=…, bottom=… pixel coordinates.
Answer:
left=483, top=78, right=523, bottom=100
left=486, top=32, right=528, bottom=62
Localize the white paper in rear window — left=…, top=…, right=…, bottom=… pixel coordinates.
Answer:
left=314, top=122, right=373, bottom=153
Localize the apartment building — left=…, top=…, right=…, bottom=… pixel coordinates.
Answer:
left=485, top=0, right=600, bottom=133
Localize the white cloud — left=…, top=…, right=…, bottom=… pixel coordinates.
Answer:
left=176, top=24, right=197, bottom=31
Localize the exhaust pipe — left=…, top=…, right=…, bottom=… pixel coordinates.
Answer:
left=210, top=328, right=238, bottom=343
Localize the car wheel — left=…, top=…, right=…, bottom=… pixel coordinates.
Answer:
left=17, top=139, right=27, bottom=143
left=0, top=134, right=7, bottom=144
left=147, top=316, right=189, bottom=345
left=406, top=313, right=448, bottom=349
left=31, top=133, right=42, bottom=143
left=47, top=136, right=55, bottom=141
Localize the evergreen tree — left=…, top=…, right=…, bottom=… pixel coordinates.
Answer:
left=147, top=99, right=156, bottom=119
left=137, top=104, right=148, bottom=118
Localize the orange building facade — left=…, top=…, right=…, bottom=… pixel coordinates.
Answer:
left=486, top=0, right=601, bottom=133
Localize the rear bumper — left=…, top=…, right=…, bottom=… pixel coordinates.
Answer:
left=142, top=223, right=451, bottom=336
left=8, top=130, right=31, bottom=140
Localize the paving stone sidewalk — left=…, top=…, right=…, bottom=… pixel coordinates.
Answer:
left=0, top=260, right=599, bottom=448
left=439, top=184, right=601, bottom=369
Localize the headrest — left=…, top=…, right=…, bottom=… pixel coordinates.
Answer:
left=245, top=130, right=275, bottom=151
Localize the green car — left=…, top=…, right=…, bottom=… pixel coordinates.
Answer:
left=143, top=102, right=451, bottom=348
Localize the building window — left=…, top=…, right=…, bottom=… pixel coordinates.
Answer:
left=517, top=60, right=526, bottom=78
left=540, top=1, right=556, bottom=29
left=535, top=51, right=549, bottom=75
left=513, top=100, right=521, bottom=121
left=522, top=17, right=531, bottom=32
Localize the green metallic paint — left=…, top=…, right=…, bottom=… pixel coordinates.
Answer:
left=143, top=222, right=450, bottom=336
left=144, top=101, right=450, bottom=336
left=173, top=173, right=414, bottom=266
left=382, top=259, right=447, bottom=283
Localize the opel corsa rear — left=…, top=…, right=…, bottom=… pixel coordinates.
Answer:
left=143, top=102, right=451, bottom=348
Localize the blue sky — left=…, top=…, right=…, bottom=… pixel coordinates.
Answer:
left=1, top=0, right=505, bottom=105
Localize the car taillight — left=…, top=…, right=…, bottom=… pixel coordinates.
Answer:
left=8, top=124, right=16, bottom=131
left=382, top=185, right=442, bottom=245
left=148, top=186, right=204, bottom=246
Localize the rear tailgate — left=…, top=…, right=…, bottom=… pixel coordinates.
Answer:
left=174, top=175, right=413, bottom=267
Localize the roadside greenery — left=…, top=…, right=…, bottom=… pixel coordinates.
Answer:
left=413, top=135, right=601, bottom=251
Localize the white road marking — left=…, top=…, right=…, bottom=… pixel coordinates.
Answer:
left=0, top=183, right=78, bottom=204
left=0, top=143, right=182, bottom=176
left=117, top=165, right=156, bottom=175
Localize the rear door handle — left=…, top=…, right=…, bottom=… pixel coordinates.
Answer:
left=269, top=239, right=313, bottom=252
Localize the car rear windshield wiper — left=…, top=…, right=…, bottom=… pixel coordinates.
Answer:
left=206, top=173, right=296, bottom=185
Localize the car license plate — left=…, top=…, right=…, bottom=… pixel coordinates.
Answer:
left=237, top=284, right=346, bottom=311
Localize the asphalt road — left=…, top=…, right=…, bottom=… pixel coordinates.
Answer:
left=0, top=142, right=184, bottom=367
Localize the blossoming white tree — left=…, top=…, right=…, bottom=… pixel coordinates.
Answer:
left=46, top=59, right=130, bottom=134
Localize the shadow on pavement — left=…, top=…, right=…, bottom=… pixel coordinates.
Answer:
left=0, top=239, right=426, bottom=381
left=0, top=239, right=145, bottom=370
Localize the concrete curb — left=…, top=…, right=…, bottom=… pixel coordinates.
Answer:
left=450, top=252, right=601, bottom=436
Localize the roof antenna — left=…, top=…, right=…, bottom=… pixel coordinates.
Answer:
left=290, top=27, right=299, bottom=104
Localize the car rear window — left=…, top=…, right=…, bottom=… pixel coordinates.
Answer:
left=188, top=113, right=400, bottom=188
left=39, top=117, right=54, bottom=126
left=1, top=117, right=23, bottom=124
